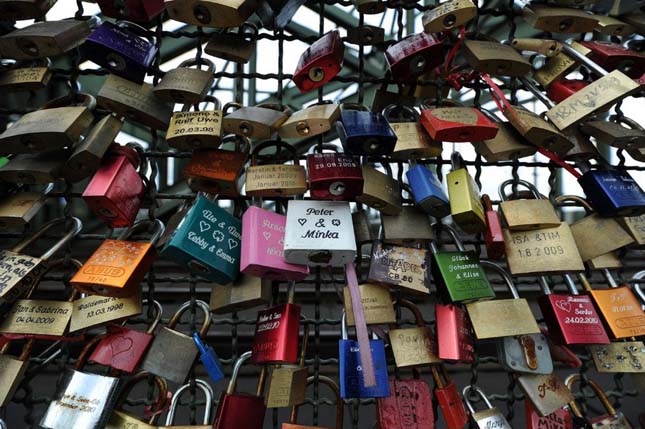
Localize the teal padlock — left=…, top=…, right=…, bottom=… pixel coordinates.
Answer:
left=161, top=194, right=241, bottom=284
left=430, top=223, right=495, bottom=303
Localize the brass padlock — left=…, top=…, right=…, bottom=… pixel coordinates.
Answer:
left=279, top=102, right=339, bottom=139
left=153, top=58, right=215, bottom=104
left=381, top=205, right=434, bottom=244
left=343, top=283, right=395, bottom=326
left=97, top=74, right=173, bottom=130
left=517, top=372, right=575, bottom=418
left=472, top=109, right=537, bottom=162
left=587, top=251, right=624, bottom=270
left=382, top=104, right=442, bottom=160
left=210, top=274, right=272, bottom=314
left=534, top=42, right=591, bottom=88
left=222, top=102, right=291, bottom=139
left=421, top=0, right=477, bottom=33
left=619, top=214, right=645, bottom=246
left=0, top=18, right=91, bottom=60
left=0, top=0, right=57, bottom=20
left=0, top=92, right=95, bottom=154
left=563, top=128, right=601, bottom=162
left=264, top=323, right=309, bottom=408
left=593, top=14, right=634, bottom=36
left=503, top=103, right=572, bottom=156
left=0, top=58, right=51, bottom=92
left=0, top=152, right=67, bottom=184
left=166, top=0, right=258, bottom=28
left=245, top=140, right=307, bottom=197
left=522, top=5, right=599, bottom=33
left=581, top=116, right=645, bottom=149
left=205, top=23, right=258, bottom=63
left=461, top=39, right=531, bottom=77
left=354, top=0, right=384, bottom=14
left=355, top=164, right=402, bottom=216
left=0, top=184, right=52, bottom=231
left=447, top=152, right=486, bottom=234
left=166, top=97, right=223, bottom=150
left=389, top=299, right=440, bottom=367
left=510, top=38, right=562, bottom=57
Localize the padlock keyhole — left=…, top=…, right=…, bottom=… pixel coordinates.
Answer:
left=443, top=14, right=456, bottom=28
left=559, top=18, right=573, bottom=31
left=193, top=5, right=212, bottom=24
left=309, top=250, right=332, bottom=264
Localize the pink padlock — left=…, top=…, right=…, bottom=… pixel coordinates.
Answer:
left=241, top=206, right=309, bottom=280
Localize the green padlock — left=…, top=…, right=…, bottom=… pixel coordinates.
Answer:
left=430, top=223, right=495, bottom=303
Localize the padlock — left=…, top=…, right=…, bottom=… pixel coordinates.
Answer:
left=251, top=282, right=301, bottom=364
left=517, top=372, right=575, bottom=418
left=592, top=14, right=635, bottom=37
left=406, top=162, right=450, bottom=218
left=522, top=5, right=599, bottom=33
left=461, top=39, right=531, bottom=77
left=555, top=195, right=633, bottom=262
left=153, top=58, right=215, bottom=104
left=279, top=102, right=340, bottom=139
left=105, top=371, right=168, bottom=429
left=430, top=223, right=494, bottom=303
left=81, top=20, right=157, bottom=84
left=96, top=0, right=165, bottom=22
left=435, top=302, right=475, bottom=363
left=222, top=102, right=291, bottom=140
left=193, top=333, right=225, bottom=383
left=210, top=274, right=272, bottom=314
left=525, top=399, right=573, bottom=429
left=292, top=30, right=344, bottom=93
left=306, top=150, right=364, bottom=201
left=421, top=0, right=477, bottom=33
left=624, top=12, right=645, bottom=34
left=565, top=375, right=634, bottom=428
left=140, top=300, right=211, bottom=384
left=82, top=144, right=146, bottom=228
left=368, top=242, right=430, bottom=295
left=205, top=23, right=258, bottom=63
left=346, top=24, right=385, bottom=46
left=580, top=116, right=645, bottom=150
left=590, top=340, right=645, bottom=373
left=463, top=385, right=512, bottom=429
left=385, top=32, right=444, bottom=83
left=472, top=108, right=537, bottom=162
left=376, top=368, right=433, bottom=429
left=213, top=351, right=266, bottom=429
left=482, top=195, right=505, bottom=260
left=264, top=322, right=309, bottom=408
left=502, top=103, right=572, bottom=155
left=0, top=184, right=52, bottom=231
left=432, top=366, right=469, bottom=429
left=381, top=205, right=434, bottom=244
left=420, top=103, right=498, bottom=143
left=587, top=251, right=624, bottom=270
left=336, top=103, right=397, bottom=156
left=620, top=214, right=645, bottom=246
left=70, top=285, right=142, bottom=333
left=352, top=209, right=375, bottom=247
left=389, top=299, right=440, bottom=367
left=343, top=283, right=395, bottom=326
left=338, top=311, right=390, bottom=399
left=284, top=200, right=356, bottom=267
left=594, top=0, right=645, bottom=17
left=0, top=339, right=33, bottom=407
left=89, top=300, right=162, bottom=373
left=166, top=0, right=258, bottom=28
left=72, top=220, right=164, bottom=297
left=510, top=38, right=563, bottom=57
left=245, top=140, right=307, bottom=197
left=40, top=335, right=121, bottom=429
left=538, top=275, right=611, bottom=345
left=577, top=161, right=645, bottom=217
left=0, top=217, right=81, bottom=305
left=447, top=152, right=486, bottom=234
left=0, top=92, right=94, bottom=154
left=546, top=78, right=589, bottom=103
left=533, top=41, right=591, bottom=89
left=0, top=19, right=91, bottom=60
left=161, top=194, right=242, bottom=283
left=283, top=375, right=343, bottom=429
left=0, top=0, right=56, bottom=20
left=166, top=97, right=222, bottom=150
left=356, top=163, right=402, bottom=215
left=97, top=74, right=172, bottom=130
left=580, top=41, right=645, bottom=79
left=163, top=378, right=214, bottom=428
left=382, top=104, right=442, bottom=160
left=499, top=179, right=561, bottom=230
left=353, top=0, right=384, bottom=14
left=241, top=205, right=309, bottom=280
left=0, top=57, right=51, bottom=92
left=64, top=114, right=124, bottom=183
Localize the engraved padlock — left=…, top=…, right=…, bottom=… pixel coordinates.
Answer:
left=420, top=100, right=498, bottom=142
left=0, top=57, right=51, bottom=92
left=245, top=140, right=307, bottom=197
left=279, top=101, right=340, bottom=139
left=306, top=148, right=364, bottom=201
left=463, top=385, right=512, bottom=429
left=355, top=163, right=402, bottom=215
left=472, top=108, right=537, bottom=162
left=153, top=58, right=215, bottom=104
left=462, top=39, right=531, bottom=77
left=292, top=30, right=344, bottom=94
left=166, top=96, right=223, bottom=150
left=382, top=104, right=442, bottom=160
left=421, top=0, right=477, bottom=33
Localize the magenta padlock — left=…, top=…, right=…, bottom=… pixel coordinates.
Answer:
left=240, top=206, right=310, bottom=281
left=385, top=32, right=444, bottom=83
left=82, top=144, right=146, bottom=228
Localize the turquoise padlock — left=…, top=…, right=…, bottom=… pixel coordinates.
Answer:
left=161, top=195, right=241, bottom=284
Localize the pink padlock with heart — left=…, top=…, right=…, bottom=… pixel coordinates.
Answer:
left=241, top=206, right=310, bottom=280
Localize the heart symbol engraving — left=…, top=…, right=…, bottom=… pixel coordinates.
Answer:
left=228, top=239, right=239, bottom=250
left=263, top=231, right=271, bottom=241
left=199, top=221, right=211, bottom=233
left=110, top=335, right=134, bottom=357
left=298, top=218, right=307, bottom=226
left=554, top=299, right=572, bottom=313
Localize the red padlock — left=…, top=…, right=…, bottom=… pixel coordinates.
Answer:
left=88, top=300, right=162, bottom=373
left=306, top=151, right=364, bottom=201
left=293, top=30, right=344, bottom=94
left=420, top=106, right=498, bottom=142
left=435, top=303, right=474, bottom=363
left=525, top=400, right=573, bottom=429
left=95, top=0, right=165, bottom=22
left=432, top=365, right=469, bottom=429
left=546, top=79, right=589, bottom=103
left=82, top=144, right=146, bottom=228
left=482, top=194, right=505, bottom=260
left=385, top=32, right=444, bottom=83
left=580, top=41, right=645, bottom=78
left=376, top=371, right=434, bottom=429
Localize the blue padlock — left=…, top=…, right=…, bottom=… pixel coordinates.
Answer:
left=406, top=163, right=450, bottom=218
left=336, top=104, right=397, bottom=156
left=161, top=194, right=242, bottom=284
left=338, top=311, right=390, bottom=399
left=193, top=333, right=225, bottom=383
left=578, top=169, right=645, bottom=217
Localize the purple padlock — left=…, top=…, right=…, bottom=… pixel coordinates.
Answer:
left=81, top=20, right=157, bottom=84
left=241, top=206, right=309, bottom=280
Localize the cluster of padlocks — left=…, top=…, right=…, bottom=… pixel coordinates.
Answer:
left=1, top=0, right=645, bottom=427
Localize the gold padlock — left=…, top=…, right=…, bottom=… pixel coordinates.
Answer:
left=355, top=164, right=402, bottom=216
left=587, top=251, right=624, bottom=270
left=619, top=214, right=645, bottom=246
left=210, top=274, right=272, bottom=314
left=0, top=18, right=91, bottom=60
left=462, top=39, right=531, bottom=77
left=382, top=104, right=442, bottom=160
left=0, top=152, right=68, bottom=184
left=279, top=102, right=339, bottom=139
left=421, top=0, right=477, bottom=33
left=153, top=58, right=215, bottom=105
left=499, top=179, right=561, bottom=231
left=533, top=41, right=590, bottom=88
left=447, top=152, right=486, bottom=234
left=0, top=57, right=51, bottom=92
left=593, top=14, right=634, bottom=36
left=0, top=184, right=52, bottom=231
left=245, top=140, right=307, bottom=197
left=522, top=5, right=599, bottom=33
left=473, top=108, right=536, bottom=162
left=166, top=0, right=258, bottom=28
left=381, top=205, right=434, bottom=244
left=503, top=104, right=572, bottom=156
left=343, top=283, right=395, bottom=326
left=580, top=116, right=645, bottom=150
left=389, top=299, right=439, bottom=368
left=166, top=97, right=222, bottom=150
left=222, top=102, right=291, bottom=139
left=264, top=323, right=309, bottom=408
left=205, top=23, right=258, bottom=63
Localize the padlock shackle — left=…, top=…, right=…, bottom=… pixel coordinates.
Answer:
left=450, top=152, right=465, bottom=172
left=289, top=375, right=343, bottom=429
left=221, top=133, right=251, bottom=155
left=117, top=219, right=165, bottom=246
left=115, top=20, right=156, bottom=45
left=165, top=379, right=213, bottom=425
left=299, top=322, right=310, bottom=366
left=576, top=272, right=594, bottom=293
left=41, top=91, right=97, bottom=111
left=499, top=179, right=543, bottom=202
left=313, top=143, right=341, bottom=154
left=12, top=217, right=82, bottom=261
left=393, top=299, right=426, bottom=327
left=340, top=102, right=370, bottom=112
left=601, top=269, right=620, bottom=289
left=144, top=299, right=163, bottom=334
left=341, top=310, right=348, bottom=340
left=478, top=108, right=500, bottom=124
left=630, top=270, right=645, bottom=309
left=419, top=97, right=464, bottom=110
left=431, top=223, right=466, bottom=252
left=482, top=194, right=494, bottom=212
left=612, top=115, right=645, bottom=132
left=167, top=300, right=211, bottom=337
left=222, top=102, right=242, bottom=115
left=431, top=364, right=452, bottom=389
left=226, top=350, right=252, bottom=395
left=462, top=385, right=494, bottom=413
left=381, top=104, right=419, bottom=122
left=538, top=276, right=553, bottom=295
left=565, top=374, right=617, bottom=419
left=562, top=274, right=580, bottom=296
left=562, top=41, right=608, bottom=77
left=115, top=371, right=168, bottom=423
left=479, top=260, right=519, bottom=299
left=74, top=333, right=108, bottom=370
left=250, top=139, right=298, bottom=166
left=24, top=257, right=83, bottom=301
left=177, top=57, right=216, bottom=73
left=554, top=195, right=593, bottom=214
left=518, top=77, right=554, bottom=109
